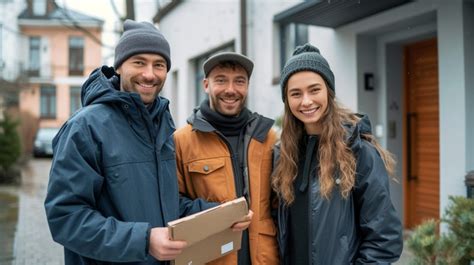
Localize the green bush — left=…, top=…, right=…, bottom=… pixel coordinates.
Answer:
left=406, top=219, right=438, bottom=265
left=407, top=196, right=474, bottom=265
left=442, top=196, right=474, bottom=264
left=0, top=112, right=21, bottom=183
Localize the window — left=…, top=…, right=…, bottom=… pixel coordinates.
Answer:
left=170, top=70, right=178, bottom=117
left=0, top=24, right=3, bottom=67
left=40, top=85, right=56, bottom=119
left=70, top=86, right=81, bottom=115
left=280, top=23, right=308, bottom=70
left=29, top=37, right=41, bottom=76
left=194, top=44, right=234, bottom=106
left=194, top=56, right=209, bottom=106
left=69, top=36, right=84, bottom=76
left=32, top=0, right=47, bottom=16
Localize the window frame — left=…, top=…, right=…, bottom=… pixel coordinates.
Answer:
left=40, top=85, right=56, bottom=119
left=68, top=36, right=85, bottom=76
left=0, top=24, right=3, bottom=67
left=279, top=23, right=308, bottom=70
left=28, top=36, right=41, bottom=77
left=69, top=86, right=82, bottom=115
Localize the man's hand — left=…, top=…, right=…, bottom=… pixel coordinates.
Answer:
left=149, top=227, right=187, bottom=261
left=231, top=210, right=254, bottom=232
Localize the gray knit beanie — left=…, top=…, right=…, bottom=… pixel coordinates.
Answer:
left=280, top=43, right=334, bottom=101
left=114, top=19, right=171, bottom=71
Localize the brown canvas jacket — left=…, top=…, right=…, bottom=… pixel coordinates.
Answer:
left=173, top=109, right=279, bottom=265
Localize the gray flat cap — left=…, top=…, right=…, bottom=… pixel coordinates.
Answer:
left=203, top=52, right=254, bottom=77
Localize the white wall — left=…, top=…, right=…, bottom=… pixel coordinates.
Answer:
left=307, top=27, right=357, bottom=111
left=246, top=0, right=303, bottom=121
left=385, top=44, right=404, bottom=219
left=157, top=0, right=307, bottom=126
left=158, top=1, right=240, bottom=127
left=438, top=1, right=468, bottom=216
left=356, top=35, right=378, bottom=120
left=464, top=2, right=474, bottom=173
left=0, top=0, right=25, bottom=81
left=134, top=0, right=158, bottom=22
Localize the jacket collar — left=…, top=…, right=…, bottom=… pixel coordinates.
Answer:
left=81, top=66, right=173, bottom=144
left=187, top=107, right=274, bottom=143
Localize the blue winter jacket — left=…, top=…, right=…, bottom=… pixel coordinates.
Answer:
left=44, top=66, right=211, bottom=265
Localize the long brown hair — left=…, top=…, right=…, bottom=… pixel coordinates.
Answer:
left=272, top=87, right=396, bottom=206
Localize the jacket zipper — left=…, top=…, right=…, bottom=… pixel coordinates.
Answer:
left=307, top=137, right=316, bottom=265
left=141, top=103, right=166, bottom=226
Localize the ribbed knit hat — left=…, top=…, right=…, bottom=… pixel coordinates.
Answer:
left=114, top=19, right=171, bottom=71
left=280, top=43, right=334, bottom=101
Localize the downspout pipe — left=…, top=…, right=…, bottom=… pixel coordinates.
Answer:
left=240, top=0, right=247, bottom=55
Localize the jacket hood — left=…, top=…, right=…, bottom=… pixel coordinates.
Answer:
left=81, top=66, right=131, bottom=107
left=80, top=66, right=170, bottom=124
left=186, top=106, right=216, bottom=133
left=345, top=113, right=373, bottom=152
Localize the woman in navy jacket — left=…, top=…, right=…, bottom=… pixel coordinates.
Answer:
left=272, top=43, right=403, bottom=264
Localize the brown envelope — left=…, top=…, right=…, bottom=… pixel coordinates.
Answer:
left=168, top=197, right=248, bottom=265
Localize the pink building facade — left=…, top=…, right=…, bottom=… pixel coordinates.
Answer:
left=17, top=0, right=103, bottom=152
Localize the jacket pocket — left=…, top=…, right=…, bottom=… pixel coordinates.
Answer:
left=258, top=218, right=277, bottom=236
left=256, top=218, right=279, bottom=264
left=187, top=158, right=231, bottom=202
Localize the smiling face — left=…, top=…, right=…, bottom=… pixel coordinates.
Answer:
left=203, top=64, right=249, bottom=116
left=116, top=53, right=167, bottom=106
left=286, top=71, right=329, bottom=135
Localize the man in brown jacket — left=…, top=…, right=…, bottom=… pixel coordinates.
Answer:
left=173, top=52, right=279, bottom=265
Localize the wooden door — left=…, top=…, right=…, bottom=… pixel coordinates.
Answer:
left=404, top=38, right=440, bottom=228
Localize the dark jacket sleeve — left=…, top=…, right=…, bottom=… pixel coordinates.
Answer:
left=179, top=196, right=218, bottom=217
left=44, top=120, right=150, bottom=262
left=352, top=141, right=403, bottom=264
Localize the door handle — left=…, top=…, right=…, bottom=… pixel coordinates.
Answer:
left=407, top=112, right=418, bottom=181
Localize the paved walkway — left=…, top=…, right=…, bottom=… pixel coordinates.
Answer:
left=0, top=186, right=18, bottom=265
left=12, top=158, right=63, bottom=265
left=395, top=238, right=414, bottom=265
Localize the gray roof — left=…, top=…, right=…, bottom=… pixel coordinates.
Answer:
left=18, top=6, right=104, bottom=27
left=274, top=0, right=412, bottom=28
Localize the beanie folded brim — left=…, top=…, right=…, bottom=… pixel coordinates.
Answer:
left=114, top=20, right=171, bottom=71
left=280, top=44, right=335, bottom=102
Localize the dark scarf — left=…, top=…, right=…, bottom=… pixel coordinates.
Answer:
left=200, top=99, right=250, bottom=136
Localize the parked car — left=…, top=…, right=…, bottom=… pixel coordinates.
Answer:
left=33, top=127, right=60, bottom=158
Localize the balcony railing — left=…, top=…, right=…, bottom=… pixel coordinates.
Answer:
left=17, top=62, right=93, bottom=84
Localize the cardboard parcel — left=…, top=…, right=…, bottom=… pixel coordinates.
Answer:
left=168, top=197, right=248, bottom=265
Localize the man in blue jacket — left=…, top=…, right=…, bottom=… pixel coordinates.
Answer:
left=44, top=20, right=234, bottom=265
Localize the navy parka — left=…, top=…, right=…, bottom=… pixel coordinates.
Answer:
left=275, top=115, right=403, bottom=265
left=44, top=66, right=211, bottom=265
